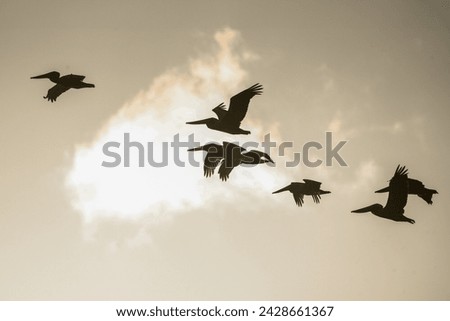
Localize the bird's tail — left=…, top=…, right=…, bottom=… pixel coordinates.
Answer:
left=419, top=188, right=438, bottom=205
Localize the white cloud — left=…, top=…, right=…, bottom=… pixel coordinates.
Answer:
left=369, top=121, right=404, bottom=134
left=317, top=63, right=337, bottom=93
left=351, top=160, right=380, bottom=190
left=327, top=110, right=358, bottom=140
left=65, top=28, right=287, bottom=228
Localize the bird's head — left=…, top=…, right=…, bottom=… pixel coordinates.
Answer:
left=245, top=150, right=275, bottom=164
left=30, top=71, right=60, bottom=82
left=262, top=152, right=275, bottom=164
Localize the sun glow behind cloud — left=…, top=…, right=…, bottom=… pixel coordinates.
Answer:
left=66, top=28, right=287, bottom=224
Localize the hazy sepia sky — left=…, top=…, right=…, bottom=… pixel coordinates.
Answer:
left=1, top=0, right=449, bottom=300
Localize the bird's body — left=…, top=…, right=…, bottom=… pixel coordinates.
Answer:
left=352, top=165, right=415, bottom=224
left=188, top=141, right=273, bottom=180
left=375, top=178, right=438, bottom=204
left=186, top=83, right=263, bottom=135
left=272, top=180, right=330, bottom=206
left=31, top=71, right=95, bottom=102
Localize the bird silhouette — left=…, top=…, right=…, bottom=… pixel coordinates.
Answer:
left=186, top=83, right=263, bottom=135
left=375, top=178, right=438, bottom=204
left=273, top=180, right=331, bottom=206
left=31, top=71, right=95, bottom=102
left=352, top=165, right=415, bottom=224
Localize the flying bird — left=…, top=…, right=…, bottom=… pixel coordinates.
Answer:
left=31, top=71, right=95, bottom=102
left=218, top=144, right=274, bottom=181
left=375, top=178, right=438, bottom=204
left=186, top=83, right=263, bottom=135
left=272, top=180, right=331, bottom=207
left=351, top=165, right=415, bottom=224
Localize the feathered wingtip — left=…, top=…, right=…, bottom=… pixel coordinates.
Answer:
left=394, top=164, right=408, bottom=177
left=249, top=83, right=263, bottom=95
left=294, top=195, right=303, bottom=207
left=43, top=95, right=56, bottom=103
left=219, top=173, right=229, bottom=182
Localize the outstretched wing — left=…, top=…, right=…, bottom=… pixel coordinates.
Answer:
left=62, top=74, right=86, bottom=81
left=224, top=83, right=263, bottom=127
left=218, top=159, right=235, bottom=181
left=303, top=179, right=322, bottom=190
left=292, top=192, right=304, bottom=207
left=44, top=84, right=70, bottom=102
left=407, top=178, right=425, bottom=194
left=212, top=103, right=227, bottom=120
left=408, top=178, right=437, bottom=204
left=204, top=152, right=223, bottom=177
left=303, top=180, right=323, bottom=203
left=384, top=165, right=409, bottom=215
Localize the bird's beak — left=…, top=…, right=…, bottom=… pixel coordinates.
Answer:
left=187, top=146, right=203, bottom=152
left=272, top=186, right=290, bottom=194
left=351, top=205, right=372, bottom=213
left=374, top=186, right=389, bottom=193
left=186, top=118, right=209, bottom=125
left=30, top=72, right=52, bottom=79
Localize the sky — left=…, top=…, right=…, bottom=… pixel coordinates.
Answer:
left=0, top=0, right=449, bottom=300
